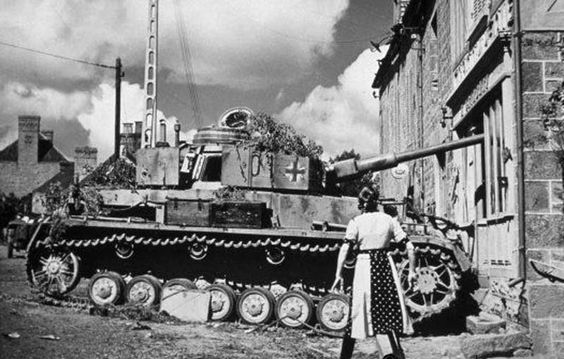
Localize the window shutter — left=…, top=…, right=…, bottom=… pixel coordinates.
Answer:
left=471, top=0, right=489, bottom=23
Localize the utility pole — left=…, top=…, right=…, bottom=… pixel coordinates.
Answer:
left=114, top=57, right=123, bottom=159
left=142, top=0, right=159, bottom=148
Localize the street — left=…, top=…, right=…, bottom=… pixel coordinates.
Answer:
left=0, top=245, right=487, bottom=359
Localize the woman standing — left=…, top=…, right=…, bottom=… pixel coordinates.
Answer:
left=331, top=186, right=416, bottom=359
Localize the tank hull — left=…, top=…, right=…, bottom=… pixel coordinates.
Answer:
left=27, top=214, right=469, bottom=326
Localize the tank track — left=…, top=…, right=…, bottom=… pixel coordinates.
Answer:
left=31, top=232, right=341, bottom=254
left=28, top=228, right=463, bottom=325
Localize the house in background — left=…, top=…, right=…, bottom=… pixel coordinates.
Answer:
left=0, top=116, right=72, bottom=200
left=0, top=115, right=98, bottom=214
left=374, top=0, right=564, bottom=356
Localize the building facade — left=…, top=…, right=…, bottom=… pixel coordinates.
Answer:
left=374, top=0, right=564, bottom=356
left=0, top=116, right=72, bottom=198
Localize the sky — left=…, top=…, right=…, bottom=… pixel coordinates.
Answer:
left=0, top=0, right=392, bottom=161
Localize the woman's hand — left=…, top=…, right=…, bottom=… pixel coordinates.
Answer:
left=330, top=276, right=343, bottom=293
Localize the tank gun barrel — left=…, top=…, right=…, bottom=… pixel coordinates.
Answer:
left=329, top=134, right=484, bottom=182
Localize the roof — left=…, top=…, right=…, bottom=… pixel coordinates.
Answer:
left=0, top=133, right=70, bottom=163
left=33, top=162, right=75, bottom=194
left=372, top=0, right=428, bottom=89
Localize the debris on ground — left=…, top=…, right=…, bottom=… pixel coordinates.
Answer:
left=89, top=302, right=183, bottom=324
left=128, top=321, right=152, bottom=331
left=4, top=332, right=20, bottom=339
left=39, top=334, right=61, bottom=341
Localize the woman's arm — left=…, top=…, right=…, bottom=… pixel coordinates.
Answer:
left=392, top=217, right=417, bottom=285
left=406, top=241, right=416, bottom=285
left=331, top=242, right=350, bottom=292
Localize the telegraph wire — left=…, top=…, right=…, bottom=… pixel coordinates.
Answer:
left=0, top=40, right=115, bottom=69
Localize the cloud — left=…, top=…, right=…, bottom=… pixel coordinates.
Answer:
left=0, top=81, right=92, bottom=151
left=76, top=82, right=183, bottom=161
left=0, top=1, right=351, bottom=161
left=0, top=0, right=349, bottom=90
left=0, top=80, right=180, bottom=161
left=277, top=47, right=388, bottom=159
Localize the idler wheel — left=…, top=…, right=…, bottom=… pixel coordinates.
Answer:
left=207, top=284, right=237, bottom=321
left=274, top=290, right=314, bottom=329
left=316, top=293, right=350, bottom=332
left=88, top=271, right=125, bottom=306
left=237, top=287, right=275, bottom=325
left=161, top=278, right=197, bottom=302
left=126, top=274, right=162, bottom=307
left=28, top=249, right=80, bottom=297
left=398, top=252, right=458, bottom=319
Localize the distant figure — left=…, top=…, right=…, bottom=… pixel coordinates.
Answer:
left=332, top=186, right=416, bottom=359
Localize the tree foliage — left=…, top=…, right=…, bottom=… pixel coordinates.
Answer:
left=82, top=157, right=136, bottom=188
left=540, top=81, right=564, bottom=166
left=247, top=113, right=323, bottom=158
left=329, top=149, right=376, bottom=197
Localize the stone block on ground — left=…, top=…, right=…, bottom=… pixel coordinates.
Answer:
left=467, top=313, right=507, bottom=334
left=459, top=332, right=532, bottom=359
left=160, top=289, right=210, bottom=323
left=512, top=348, right=533, bottom=357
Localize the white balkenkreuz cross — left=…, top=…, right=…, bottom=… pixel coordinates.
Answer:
left=284, top=159, right=306, bottom=182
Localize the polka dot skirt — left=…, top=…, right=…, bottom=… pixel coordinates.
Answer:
left=369, top=249, right=403, bottom=334
left=345, top=249, right=403, bottom=336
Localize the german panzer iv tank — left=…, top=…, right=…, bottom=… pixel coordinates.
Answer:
left=25, top=111, right=483, bottom=332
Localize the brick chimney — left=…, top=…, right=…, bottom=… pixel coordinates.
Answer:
left=41, top=130, right=54, bottom=143
left=74, top=146, right=98, bottom=181
left=18, top=115, right=40, bottom=166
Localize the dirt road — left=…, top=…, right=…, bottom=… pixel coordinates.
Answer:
left=0, top=245, right=466, bottom=359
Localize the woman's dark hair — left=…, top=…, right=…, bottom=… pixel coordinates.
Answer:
left=358, top=185, right=379, bottom=212
left=383, top=204, right=398, bottom=218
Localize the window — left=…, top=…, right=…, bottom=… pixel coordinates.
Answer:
left=450, top=0, right=470, bottom=63
left=483, top=94, right=507, bottom=216
left=450, top=0, right=490, bottom=65
left=200, top=155, right=222, bottom=182
left=460, top=88, right=507, bottom=219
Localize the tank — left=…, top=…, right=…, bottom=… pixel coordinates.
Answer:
left=25, top=114, right=484, bottom=331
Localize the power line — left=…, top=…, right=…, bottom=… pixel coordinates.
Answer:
left=174, top=0, right=202, bottom=128
left=0, top=40, right=115, bottom=69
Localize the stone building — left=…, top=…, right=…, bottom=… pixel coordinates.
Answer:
left=0, top=116, right=72, bottom=198
left=0, top=115, right=99, bottom=214
left=373, top=0, right=564, bottom=356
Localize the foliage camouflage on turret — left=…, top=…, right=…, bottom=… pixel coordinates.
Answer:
left=246, top=113, right=323, bottom=158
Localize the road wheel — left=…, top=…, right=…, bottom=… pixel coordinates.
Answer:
left=28, top=249, right=80, bottom=296
left=316, top=293, right=350, bottom=332
left=275, top=290, right=314, bottom=329
left=237, top=287, right=275, bottom=325
left=207, top=284, right=237, bottom=321
left=162, top=278, right=197, bottom=301
left=126, top=274, right=162, bottom=307
left=88, top=271, right=125, bottom=306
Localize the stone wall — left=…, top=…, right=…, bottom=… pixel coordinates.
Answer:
left=521, top=31, right=564, bottom=357
left=377, top=0, right=451, bottom=213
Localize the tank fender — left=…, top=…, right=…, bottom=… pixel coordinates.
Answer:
left=409, top=235, right=472, bottom=272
